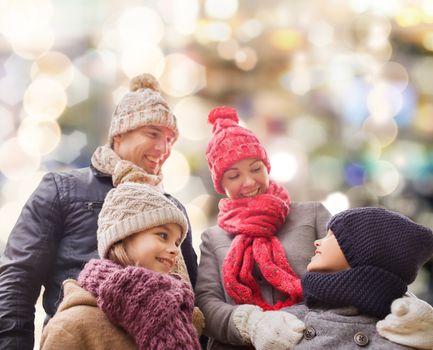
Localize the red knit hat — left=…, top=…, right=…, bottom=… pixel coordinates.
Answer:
left=205, top=106, right=271, bottom=194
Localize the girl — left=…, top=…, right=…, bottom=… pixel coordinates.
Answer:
left=195, top=106, right=433, bottom=350
left=40, top=166, right=202, bottom=350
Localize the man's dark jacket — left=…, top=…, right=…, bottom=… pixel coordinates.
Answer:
left=0, top=166, right=198, bottom=350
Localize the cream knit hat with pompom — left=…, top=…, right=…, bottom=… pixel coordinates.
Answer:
left=108, top=73, right=178, bottom=146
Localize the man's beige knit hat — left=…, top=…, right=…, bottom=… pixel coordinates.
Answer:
left=108, top=73, right=179, bottom=146
left=97, top=182, right=188, bottom=258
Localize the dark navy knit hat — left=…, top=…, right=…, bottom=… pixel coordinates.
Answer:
left=328, top=207, right=433, bottom=285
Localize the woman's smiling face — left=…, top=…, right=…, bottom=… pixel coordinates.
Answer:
left=221, top=158, right=270, bottom=199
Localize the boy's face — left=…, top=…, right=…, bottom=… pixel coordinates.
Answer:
left=307, top=229, right=350, bottom=273
left=221, top=158, right=270, bottom=199
left=123, top=223, right=182, bottom=274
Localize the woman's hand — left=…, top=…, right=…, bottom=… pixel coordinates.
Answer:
left=232, top=304, right=305, bottom=350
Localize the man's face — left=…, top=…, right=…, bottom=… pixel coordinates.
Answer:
left=113, top=125, right=176, bottom=174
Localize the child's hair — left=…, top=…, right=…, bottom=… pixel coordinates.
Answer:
left=107, top=241, right=135, bottom=267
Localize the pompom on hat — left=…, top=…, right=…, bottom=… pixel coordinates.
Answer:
left=205, top=106, right=270, bottom=194
left=108, top=73, right=179, bottom=146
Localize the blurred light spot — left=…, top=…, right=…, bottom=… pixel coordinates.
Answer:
left=422, top=0, right=433, bottom=22
left=0, top=138, right=40, bottom=179
left=47, top=131, right=87, bottom=164
left=235, top=47, right=258, bottom=71
left=185, top=203, right=209, bottom=257
left=367, top=83, right=403, bottom=119
left=385, top=141, right=428, bottom=180
left=310, top=156, right=344, bottom=192
left=157, top=0, right=199, bottom=35
left=287, top=52, right=312, bottom=96
left=270, top=30, right=303, bottom=50
left=412, top=57, right=433, bottom=95
left=2, top=171, right=45, bottom=204
left=205, top=0, right=238, bottom=19
left=346, top=185, right=379, bottom=207
left=199, top=21, right=232, bottom=42
left=269, top=152, right=297, bottom=183
left=23, top=77, right=67, bottom=120
left=159, top=54, right=206, bottom=97
left=17, top=118, right=61, bottom=156
left=120, top=43, right=165, bottom=79
left=308, top=21, right=334, bottom=48
left=117, top=7, right=164, bottom=45
left=290, top=115, right=327, bottom=152
left=395, top=6, right=423, bottom=27
left=363, top=117, right=398, bottom=147
left=0, top=55, right=31, bottom=106
left=367, top=160, right=400, bottom=196
left=1, top=0, right=54, bottom=59
left=348, top=0, right=369, bottom=14
left=162, top=150, right=190, bottom=193
left=217, top=39, right=239, bottom=60
left=423, top=32, right=433, bottom=51
left=66, top=67, right=90, bottom=107
left=173, top=96, right=212, bottom=141
left=31, top=51, right=74, bottom=88
left=0, top=202, right=23, bottom=244
left=189, top=193, right=213, bottom=211
left=237, top=19, right=263, bottom=42
left=0, top=0, right=53, bottom=34
left=322, top=192, right=350, bottom=215
left=366, top=21, right=391, bottom=51
left=393, top=85, right=416, bottom=127
left=379, top=61, right=409, bottom=92
left=112, top=85, right=129, bottom=105
left=72, top=49, right=118, bottom=84
left=344, top=163, right=366, bottom=187
left=0, top=105, right=15, bottom=141
left=414, top=103, right=433, bottom=134
left=11, top=23, right=54, bottom=60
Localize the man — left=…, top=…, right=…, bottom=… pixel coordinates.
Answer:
left=0, top=74, right=198, bottom=349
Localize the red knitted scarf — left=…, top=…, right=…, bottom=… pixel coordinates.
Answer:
left=219, top=182, right=303, bottom=310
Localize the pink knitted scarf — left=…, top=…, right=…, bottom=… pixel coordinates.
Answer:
left=219, top=181, right=303, bottom=310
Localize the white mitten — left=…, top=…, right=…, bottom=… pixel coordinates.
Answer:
left=377, top=296, right=433, bottom=350
left=233, top=304, right=305, bottom=350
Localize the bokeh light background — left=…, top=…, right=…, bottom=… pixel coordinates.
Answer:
left=1, top=0, right=433, bottom=347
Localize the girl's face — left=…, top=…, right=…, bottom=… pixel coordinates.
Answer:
left=307, top=229, right=350, bottom=273
left=123, top=223, right=182, bottom=274
left=221, top=158, right=270, bottom=199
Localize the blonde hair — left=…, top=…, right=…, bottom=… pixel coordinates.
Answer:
left=107, top=240, right=135, bottom=267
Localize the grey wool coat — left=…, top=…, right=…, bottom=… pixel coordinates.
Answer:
left=195, top=202, right=331, bottom=350
left=287, top=304, right=414, bottom=349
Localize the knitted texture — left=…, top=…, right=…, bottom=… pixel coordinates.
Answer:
left=219, top=182, right=303, bottom=311
left=97, top=181, right=188, bottom=258
left=328, top=207, right=433, bottom=285
left=302, top=266, right=407, bottom=319
left=302, top=207, right=433, bottom=319
left=232, top=305, right=305, bottom=350
left=377, top=297, right=433, bottom=349
left=91, top=145, right=163, bottom=187
left=79, top=259, right=200, bottom=350
left=205, top=106, right=270, bottom=194
left=109, top=73, right=178, bottom=145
